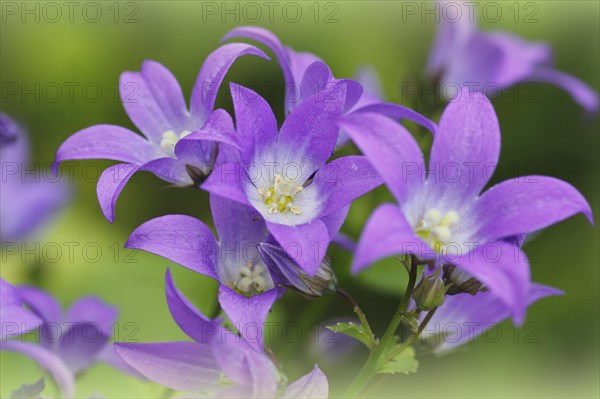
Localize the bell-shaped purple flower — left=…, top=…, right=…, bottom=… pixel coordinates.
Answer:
left=188, top=82, right=383, bottom=275
left=427, top=0, right=599, bottom=113
left=1, top=285, right=138, bottom=398
left=1, top=114, right=69, bottom=242
left=341, top=88, right=593, bottom=323
left=54, top=44, right=269, bottom=222
left=126, top=193, right=338, bottom=299
left=115, top=271, right=329, bottom=398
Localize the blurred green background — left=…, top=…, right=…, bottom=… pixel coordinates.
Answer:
left=1, top=1, right=598, bottom=398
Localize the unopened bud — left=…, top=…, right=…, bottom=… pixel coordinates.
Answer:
left=443, top=265, right=484, bottom=295
left=259, top=243, right=338, bottom=299
left=412, top=270, right=446, bottom=311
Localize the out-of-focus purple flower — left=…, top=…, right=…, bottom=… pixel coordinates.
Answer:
left=421, top=284, right=563, bottom=353
left=189, top=82, right=382, bottom=275
left=222, top=26, right=437, bottom=146
left=126, top=194, right=337, bottom=298
left=341, top=88, right=593, bottom=323
left=1, top=286, right=137, bottom=398
left=1, top=114, right=69, bottom=242
left=427, top=0, right=599, bottom=113
left=0, top=278, right=42, bottom=341
left=115, top=271, right=329, bottom=398
left=54, top=44, right=269, bottom=222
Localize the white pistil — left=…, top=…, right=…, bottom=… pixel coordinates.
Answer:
left=235, top=263, right=267, bottom=294
left=416, top=208, right=460, bottom=251
left=160, top=130, right=191, bottom=155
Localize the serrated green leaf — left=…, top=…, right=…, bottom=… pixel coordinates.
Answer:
left=326, top=321, right=374, bottom=348
left=377, top=345, right=419, bottom=375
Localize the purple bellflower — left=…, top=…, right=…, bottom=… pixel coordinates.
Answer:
left=115, top=271, right=329, bottom=398
left=54, top=43, right=269, bottom=222
left=340, top=88, right=593, bottom=323
left=420, top=283, right=563, bottom=354
left=1, top=114, right=69, bottom=242
left=185, top=82, right=382, bottom=275
left=222, top=26, right=437, bottom=146
left=427, top=0, right=599, bottom=113
left=1, top=286, right=138, bottom=398
left=126, top=194, right=337, bottom=298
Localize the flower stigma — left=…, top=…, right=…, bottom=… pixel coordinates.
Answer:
left=232, top=262, right=268, bottom=295
left=160, top=130, right=191, bottom=155
left=258, top=174, right=304, bottom=215
left=415, top=208, right=460, bottom=252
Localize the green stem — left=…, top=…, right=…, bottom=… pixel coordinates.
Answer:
left=336, top=287, right=375, bottom=347
left=343, top=256, right=420, bottom=398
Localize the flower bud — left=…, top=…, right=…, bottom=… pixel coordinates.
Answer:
left=412, top=270, right=446, bottom=311
left=258, top=242, right=338, bottom=299
left=443, top=265, right=483, bottom=295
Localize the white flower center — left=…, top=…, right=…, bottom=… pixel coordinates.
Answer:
left=415, top=208, right=460, bottom=252
left=160, top=130, right=191, bottom=156
left=232, top=262, right=268, bottom=294
left=257, top=173, right=304, bottom=216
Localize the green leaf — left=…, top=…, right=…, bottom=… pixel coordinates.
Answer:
left=377, top=345, right=419, bottom=375
left=326, top=321, right=374, bottom=348
left=10, top=378, right=45, bottom=399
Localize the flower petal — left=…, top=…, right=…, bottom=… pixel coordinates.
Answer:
left=16, top=286, right=62, bottom=324
left=277, top=82, right=347, bottom=170
left=120, top=60, right=189, bottom=143
left=282, top=364, right=329, bottom=399
left=165, top=270, right=220, bottom=343
left=428, top=88, right=500, bottom=202
left=423, top=283, right=563, bottom=353
left=190, top=43, right=270, bottom=122
left=446, top=242, right=531, bottom=323
left=114, top=342, right=221, bottom=393
left=64, top=297, right=117, bottom=336
left=55, top=322, right=110, bottom=374
left=1, top=280, right=42, bottom=340
left=338, top=112, right=425, bottom=205
left=55, top=125, right=157, bottom=166
left=96, top=163, right=141, bottom=223
left=352, top=204, right=426, bottom=273
left=1, top=341, right=75, bottom=399
left=230, top=83, right=278, bottom=160
left=528, top=68, right=599, bottom=114
left=315, top=155, right=382, bottom=217
left=267, top=219, right=331, bottom=275
left=125, top=215, right=219, bottom=279
left=210, top=194, right=267, bottom=249
left=222, top=26, right=300, bottom=113
left=352, top=102, right=437, bottom=136
left=474, top=176, right=593, bottom=243
left=217, top=286, right=278, bottom=352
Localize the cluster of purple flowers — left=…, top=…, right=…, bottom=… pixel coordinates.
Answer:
left=2, top=10, right=597, bottom=399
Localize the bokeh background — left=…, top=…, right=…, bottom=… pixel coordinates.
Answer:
left=1, top=1, right=598, bottom=398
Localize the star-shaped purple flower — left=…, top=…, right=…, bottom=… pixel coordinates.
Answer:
left=126, top=193, right=337, bottom=298
left=188, top=82, right=382, bottom=274
left=1, top=114, right=69, bottom=242
left=340, top=88, right=593, bottom=322
left=222, top=26, right=437, bottom=146
left=427, top=0, right=599, bottom=113
left=115, top=271, right=329, bottom=398
left=54, top=43, right=269, bottom=222
left=1, top=285, right=138, bottom=398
